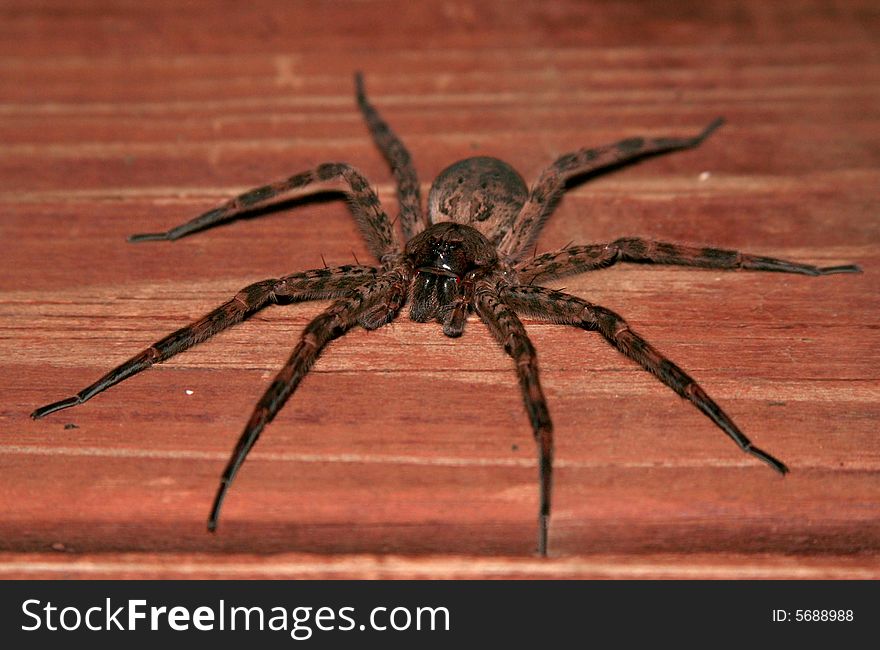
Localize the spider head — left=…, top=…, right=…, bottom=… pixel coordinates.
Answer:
left=405, top=222, right=497, bottom=325
left=427, top=157, right=527, bottom=244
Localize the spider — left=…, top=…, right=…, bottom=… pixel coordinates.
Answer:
left=32, top=73, right=860, bottom=556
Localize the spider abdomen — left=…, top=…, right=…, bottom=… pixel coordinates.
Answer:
left=427, top=157, right=527, bottom=243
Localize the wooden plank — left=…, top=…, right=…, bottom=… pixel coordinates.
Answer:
left=1, top=0, right=878, bottom=579
left=0, top=553, right=877, bottom=581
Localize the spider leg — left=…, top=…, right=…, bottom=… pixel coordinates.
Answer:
left=474, top=283, right=554, bottom=556
left=503, top=285, right=788, bottom=474
left=517, top=238, right=862, bottom=284
left=129, top=163, right=399, bottom=261
left=355, top=72, right=427, bottom=241
left=499, top=118, right=725, bottom=260
left=208, top=268, right=408, bottom=531
left=442, top=277, right=476, bottom=338
left=30, top=265, right=379, bottom=419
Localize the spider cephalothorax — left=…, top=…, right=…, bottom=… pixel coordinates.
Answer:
left=406, top=222, right=499, bottom=334
left=32, top=73, right=860, bottom=556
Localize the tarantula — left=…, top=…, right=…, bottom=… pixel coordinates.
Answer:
left=32, top=73, right=860, bottom=556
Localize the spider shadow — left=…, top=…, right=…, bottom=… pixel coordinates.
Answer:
left=141, top=189, right=359, bottom=244
left=551, top=146, right=714, bottom=225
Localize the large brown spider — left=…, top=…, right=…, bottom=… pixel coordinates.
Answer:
left=32, top=73, right=860, bottom=556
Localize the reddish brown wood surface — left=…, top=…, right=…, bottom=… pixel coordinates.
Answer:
left=1, top=1, right=878, bottom=579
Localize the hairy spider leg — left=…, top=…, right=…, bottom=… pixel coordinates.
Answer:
left=504, top=285, right=789, bottom=473
left=355, top=72, right=427, bottom=241
left=442, top=276, right=477, bottom=338
left=475, top=286, right=554, bottom=556
left=500, top=118, right=725, bottom=260
left=516, top=238, right=862, bottom=284
left=129, top=162, right=399, bottom=261
left=208, top=269, right=408, bottom=531
left=30, top=266, right=379, bottom=419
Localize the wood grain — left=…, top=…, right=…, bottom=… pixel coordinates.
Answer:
left=1, top=0, right=878, bottom=579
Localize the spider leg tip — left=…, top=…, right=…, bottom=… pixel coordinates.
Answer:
left=767, top=455, right=789, bottom=475
left=354, top=71, right=366, bottom=95
left=698, top=117, right=726, bottom=141
left=536, top=514, right=550, bottom=557
left=771, top=459, right=790, bottom=476
left=746, top=444, right=789, bottom=475
left=30, top=397, right=79, bottom=419
left=820, top=264, right=862, bottom=275
left=127, top=232, right=169, bottom=243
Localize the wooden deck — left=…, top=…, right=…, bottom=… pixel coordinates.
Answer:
left=1, top=0, right=878, bottom=579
